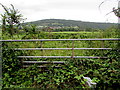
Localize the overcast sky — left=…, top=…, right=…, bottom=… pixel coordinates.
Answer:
left=0, top=0, right=119, bottom=23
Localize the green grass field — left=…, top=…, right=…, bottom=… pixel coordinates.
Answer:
left=51, top=31, right=99, bottom=33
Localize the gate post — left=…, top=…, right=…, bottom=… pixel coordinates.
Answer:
left=118, top=1, right=120, bottom=29
left=0, top=28, right=2, bottom=89
left=0, top=41, right=2, bottom=89
left=118, top=1, right=120, bottom=54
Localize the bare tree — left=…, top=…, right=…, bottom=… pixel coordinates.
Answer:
left=99, top=0, right=120, bottom=18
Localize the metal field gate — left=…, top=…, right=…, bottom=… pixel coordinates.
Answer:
left=1, top=38, right=120, bottom=68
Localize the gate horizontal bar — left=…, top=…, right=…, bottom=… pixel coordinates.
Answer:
left=14, top=48, right=112, bottom=50
left=1, top=38, right=120, bottom=42
left=23, top=65, right=61, bottom=68
left=23, top=61, right=65, bottom=64
left=18, top=56, right=107, bottom=59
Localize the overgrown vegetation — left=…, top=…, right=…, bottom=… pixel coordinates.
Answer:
left=1, top=4, right=120, bottom=89
left=0, top=3, right=24, bottom=36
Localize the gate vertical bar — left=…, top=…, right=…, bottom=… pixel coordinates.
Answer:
left=101, top=40, right=104, bottom=56
left=0, top=27, right=2, bottom=89
left=117, top=1, right=120, bottom=49
left=72, top=40, right=74, bottom=58
left=118, top=1, right=120, bottom=29
left=40, top=41, right=44, bottom=56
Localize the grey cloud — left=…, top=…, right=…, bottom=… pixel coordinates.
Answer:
left=15, top=4, right=48, bottom=14
left=45, top=1, right=97, bottom=10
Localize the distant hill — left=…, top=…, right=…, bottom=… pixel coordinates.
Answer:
left=28, top=19, right=117, bottom=30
